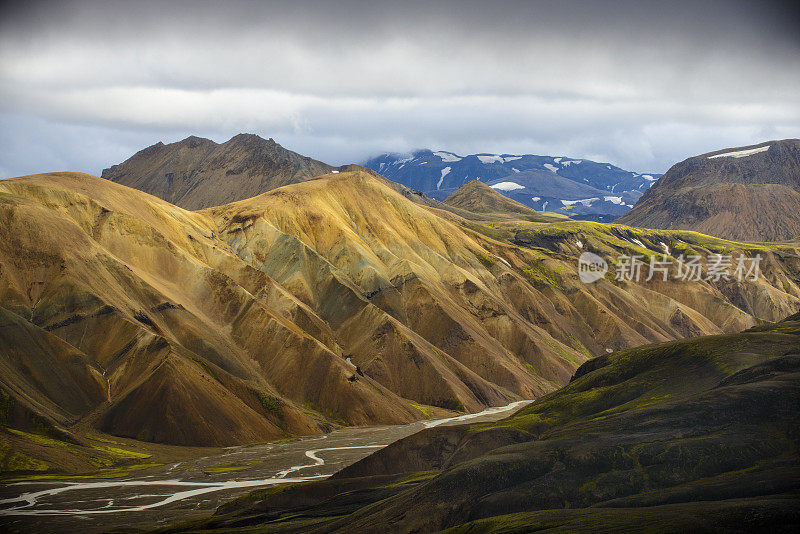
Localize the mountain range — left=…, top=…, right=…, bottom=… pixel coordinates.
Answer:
left=2, top=134, right=800, bottom=480
left=364, top=149, right=661, bottom=221
left=619, top=139, right=800, bottom=242
left=1, top=168, right=799, bottom=476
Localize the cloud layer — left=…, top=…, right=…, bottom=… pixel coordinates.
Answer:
left=1, top=0, right=798, bottom=176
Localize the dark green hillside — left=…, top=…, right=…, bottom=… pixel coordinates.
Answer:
left=162, top=312, right=800, bottom=533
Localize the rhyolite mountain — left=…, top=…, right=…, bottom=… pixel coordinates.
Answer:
left=619, top=139, right=800, bottom=242
left=166, top=312, right=800, bottom=533
left=101, top=133, right=337, bottom=209
left=364, top=149, right=661, bottom=221
left=1, top=170, right=799, bottom=474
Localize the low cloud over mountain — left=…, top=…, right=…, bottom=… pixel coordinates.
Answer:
left=1, top=1, right=798, bottom=178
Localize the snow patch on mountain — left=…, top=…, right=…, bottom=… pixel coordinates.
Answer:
left=437, top=167, right=451, bottom=189
left=708, top=146, right=770, bottom=159
left=434, top=151, right=461, bottom=162
left=491, top=181, right=525, bottom=191
left=562, top=198, right=599, bottom=207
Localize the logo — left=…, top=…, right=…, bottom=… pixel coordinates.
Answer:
left=578, top=252, right=608, bottom=283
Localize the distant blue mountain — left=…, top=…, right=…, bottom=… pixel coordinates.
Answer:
left=364, top=149, right=661, bottom=221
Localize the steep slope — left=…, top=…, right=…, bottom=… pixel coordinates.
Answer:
left=0, top=172, right=420, bottom=451
left=101, top=133, right=335, bottom=209
left=205, top=172, right=585, bottom=411
left=443, top=180, right=563, bottom=222
left=1, top=170, right=799, bottom=476
left=619, top=139, right=800, bottom=241
left=180, top=313, right=800, bottom=533
left=364, top=149, right=660, bottom=219
left=207, top=171, right=800, bottom=420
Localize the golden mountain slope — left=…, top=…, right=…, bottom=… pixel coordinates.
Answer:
left=0, top=172, right=421, bottom=449
left=1, top=170, right=799, bottom=474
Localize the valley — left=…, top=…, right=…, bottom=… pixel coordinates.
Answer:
left=157, top=312, right=800, bottom=533
left=0, top=402, right=529, bottom=533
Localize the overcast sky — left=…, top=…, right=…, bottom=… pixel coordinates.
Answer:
left=1, top=0, right=798, bottom=177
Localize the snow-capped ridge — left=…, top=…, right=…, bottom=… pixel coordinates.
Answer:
left=434, top=151, right=462, bottom=162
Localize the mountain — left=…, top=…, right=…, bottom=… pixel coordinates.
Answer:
left=364, top=149, right=660, bottom=221
left=169, top=312, right=800, bottom=532
left=1, top=170, right=799, bottom=475
left=443, top=180, right=564, bottom=222
left=618, top=139, right=800, bottom=242
left=101, top=133, right=336, bottom=209
left=484, top=169, right=639, bottom=220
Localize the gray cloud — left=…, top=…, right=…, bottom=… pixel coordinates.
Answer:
left=1, top=0, right=798, bottom=176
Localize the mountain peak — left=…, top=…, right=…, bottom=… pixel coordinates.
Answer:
left=177, top=135, right=215, bottom=149
left=444, top=179, right=561, bottom=222
left=101, top=135, right=333, bottom=209
left=699, top=139, right=800, bottom=160
left=618, top=138, right=800, bottom=241
left=227, top=132, right=276, bottom=146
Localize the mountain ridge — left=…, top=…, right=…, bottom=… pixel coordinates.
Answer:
left=101, top=133, right=336, bottom=209
left=364, top=148, right=661, bottom=220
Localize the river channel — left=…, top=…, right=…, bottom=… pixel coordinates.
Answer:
left=0, top=401, right=530, bottom=533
